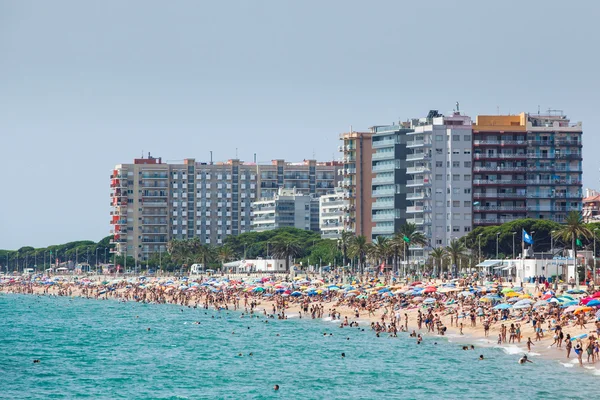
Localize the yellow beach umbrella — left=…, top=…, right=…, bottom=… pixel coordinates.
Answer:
left=505, top=292, right=520, bottom=298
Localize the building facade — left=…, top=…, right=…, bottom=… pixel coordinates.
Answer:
left=319, top=188, right=349, bottom=240
left=405, top=111, right=473, bottom=247
left=472, top=112, right=582, bottom=227
left=370, top=124, right=411, bottom=240
left=339, top=131, right=374, bottom=239
left=110, top=156, right=340, bottom=260
left=251, top=188, right=319, bottom=232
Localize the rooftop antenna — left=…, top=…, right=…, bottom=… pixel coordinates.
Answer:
left=456, top=101, right=460, bottom=113
left=537, top=105, right=541, bottom=114
left=210, top=150, right=213, bottom=165
left=350, top=125, right=353, bottom=133
left=141, top=149, right=144, bottom=158
left=254, top=153, right=256, bottom=163
left=312, top=148, right=316, bottom=159
left=235, top=147, right=238, bottom=159
left=497, top=106, right=499, bottom=115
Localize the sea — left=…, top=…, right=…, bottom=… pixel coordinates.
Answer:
left=0, top=294, right=597, bottom=400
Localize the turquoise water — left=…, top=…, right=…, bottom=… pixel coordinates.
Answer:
left=0, top=294, right=597, bottom=399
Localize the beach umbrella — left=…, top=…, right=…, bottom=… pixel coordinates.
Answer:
left=501, top=287, right=515, bottom=293
left=514, top=299, right=534, bottom=306
left=563, top=305, right=579, bottom=312
left=424, top=287, right=437, bottom=293
left=574, top=306, right=593, bottom=314
left=586, top=299, right=600, bottom=307
left=559, top=295, right=575, bottom=301
left=253, top=287, right=265, bottom=292
left=567, top=289, right=586, bottom=295
left=494, top=303, right=512, bottom=310
left=592, top=291, right=600, bottom=298
left=458, top=291, right=474, bottom=297
left=423, top=298, right=436, bottom=304
left=513, top=303, right=532, bottom=309
left=534, top=300, right=549, bottom=307
left=413, top=296, right=424, bottom=302
left=595, top=309, right=600, bottom=320
left=505, top=291, right=520, bottom=298
left=507, top=297, right=521, bottom=303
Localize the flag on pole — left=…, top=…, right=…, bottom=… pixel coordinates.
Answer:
left=576, top=238, right=582, bottom=247
left=403, top=235, right=410, bottom=243
left=523, top=229, right=534, bottom=245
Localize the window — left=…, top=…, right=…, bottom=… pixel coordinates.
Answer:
left=436, top=161, right=443, bottom=168
left=453, top=161, right=460, bottom=168
left=464, top=226, right=471, bottom=232
left=435, top=188, right=443, bottom=194
left=464, top=174, right=471, bottom=181
left=435, top=174, right=443, bottom=180
left=436, top=201, right=443, bottom=207
left=436, top=135, right=443, bottom=141
left=453, top=174, right=460, bottom=181
left=453, top=135, right=460, bottom=141
left=453, top=188, right=460, bottom=194
left=453, top=201, right=460, bottom=207
left=464, top=149, right=471, bottom=155
left=453, top=226, right=460, bottom=232
left=453, top=214, right=461, bottom=220
left=464, top=161, right=472, bottom=168
left=464, top=188, right=471, bottom=194
left=464, top=201, right=470, bottom=207
left=435, top=213, right=443, bottom=220
left=436, top=148, right=443, bottom=155
left=436, top=239, right=443, bottom=245
left=464, top=135, right=472, bottom=141
left=465, top=213, right=472, bottom=220
left=453, top=149, right=460, bottom=154
left=447, top=201, right=450, bottom=207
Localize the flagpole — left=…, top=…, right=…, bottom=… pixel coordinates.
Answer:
left=521, top=229, right=525, bottom=285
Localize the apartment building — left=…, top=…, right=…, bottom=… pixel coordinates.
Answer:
left=339, top=131, right=374, bottom=239
left=110, top=156, right=340, bottom=260
left=251, top=188, right=319, bottom=232
left=472, top=112, right=582, bottom=227
left=405, top=111, right=473, bottom=247
left=370, top=123, right=411, bottom=240
left=583, top=189, right=600, bottom=223
left=319, top=188, right=349, bottom=240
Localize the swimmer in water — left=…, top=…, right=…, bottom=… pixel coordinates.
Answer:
left=479, top=355, right=484, bottom=360
left=341, top=352, right=345, bottom=358
left=518, top=355, right=533, bottom=364
left=274, top=385, right=279, bottom=391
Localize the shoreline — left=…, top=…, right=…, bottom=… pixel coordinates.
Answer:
left=2, top=275, right=599, bottom=376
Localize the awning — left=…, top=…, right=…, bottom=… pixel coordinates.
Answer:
left=476, top=260, right=503, bottom=268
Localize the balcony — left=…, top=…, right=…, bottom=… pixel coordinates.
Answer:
left=473, top=166, right=527, bottom=172
left=407, top=218, right=425, bottom=225
left=473, top=179, right=526, bottom=185
left=372, top=225, right=395, bottom=235
left=473, top=153, right=527, bottom=160
left=473, top=217, right=519, bottom=225
left=372, top=151, right=395, bottom=161
left=473, top=192, right=526, bottom=199
left=406, top=153, right=431, bottom=162
left=527, top=192, right=582, bottom=199
left=372, top=213, right=399, bottom=222
left=406, top=205, right=430, bottom=213
left=372, top=138, right=398, bottom=148
left=372, top=188, right=399, bottom=197
left=406, top=140, right=432, bottom=148
left=527, top=206, right=581, bottom=212
left=141, top=173, right=168, bottom=179
left=372, top=200, right=395, bottom=210
left=473, top=205, right=526, bottom=212
left=372, top=162, right=400, bottom=172
left=473, top=140, right=527, bottom=146
left=406, top=166, right=430, bottom=174
left=526, top=179, right=581, bottom=186
left=406, top=192, right=431, bottom=201
left=372, top=175, right=395, bottom=184
left=555, top=140, right=582, bottom=147
left=406, top=179, right=431, bottom=187
left=143, top=201, right=168, bottom=207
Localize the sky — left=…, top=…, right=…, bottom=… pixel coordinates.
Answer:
left=1, top=0, right=599, bottom=250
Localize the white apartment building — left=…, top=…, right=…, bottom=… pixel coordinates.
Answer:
left=405, top=111, right=473, bottom=248
left=251, top=188, right=319, bottom=232
left=319, top=188, right=349, bottom=240
left=110, top=156, right=339, bottom=260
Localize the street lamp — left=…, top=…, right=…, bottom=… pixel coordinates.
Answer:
left=496, top=232, right=501, bottom=259
left=478, top=234, right=482, bottom=263
left=530, top=231, right=536, bottom=254
left=511, top=232, right=516, bottom=259
left=594, top=228, right=598, bottom=287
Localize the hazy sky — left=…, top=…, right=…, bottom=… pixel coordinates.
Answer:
left=1, top=0, right=598, bottom=249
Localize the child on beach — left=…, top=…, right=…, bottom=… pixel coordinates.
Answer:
left=527, top=337, right=534, bottom=352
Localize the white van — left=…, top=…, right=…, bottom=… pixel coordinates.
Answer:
left=190, top=264, right=205, bottom=274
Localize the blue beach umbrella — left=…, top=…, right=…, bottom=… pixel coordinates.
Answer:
left=494, top=303, right=513, bottom=310
left=291, top=291, right=302, bottom=297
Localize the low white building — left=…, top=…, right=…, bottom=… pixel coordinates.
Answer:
left=319, top=188, right=348, bottom=240
left=229, top=259, right=287, bottom=273
left=478, top=257, right=576, bottom=284
left=251, top=188, right=319, bottom=232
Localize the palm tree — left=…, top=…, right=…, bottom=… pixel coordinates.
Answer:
left=390, top=233, right=407, bottom=274
left=445, top=239, right=467, bottom=277
left=195, top=244, right=215, bottom=267
left=557, top=211, right=592, bottom=286
left=398, top=223, right=428, bottom=247
left=218, top=246, right=236, bottom=270
left=349, top=235, right=369, bottom=274
left=370, top=236, right=391, bottom=270
left=339, top=230, right=354, bottom=267
left=430, top=247, right=446, bottom=277
left=166, top=239, right=188, bottom=266
left=271, top=238, right=303, bottom=272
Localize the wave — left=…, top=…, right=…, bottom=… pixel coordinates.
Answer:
left=560, top=362, right=574, bottom=368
